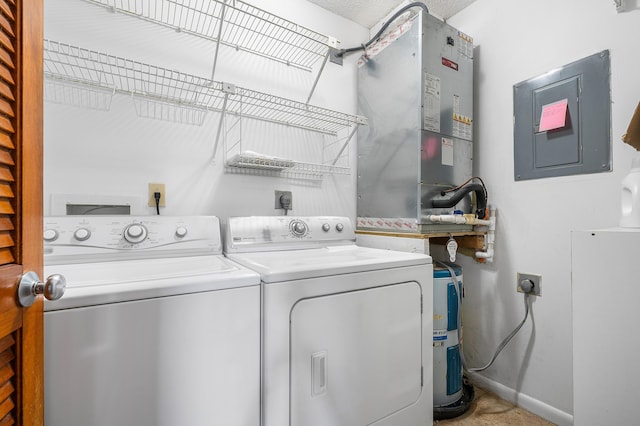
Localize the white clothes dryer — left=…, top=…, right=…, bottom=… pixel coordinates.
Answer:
left=224, top=216, right=433, bottom=426
left=44, top=216, right=261, bottom=426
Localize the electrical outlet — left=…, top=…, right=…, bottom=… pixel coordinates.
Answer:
left=148, top=183, right=166, bottom=207
left=329, top=47, right=343, bottom=65
left=517, top=272, right=542, bottom=296
left=275, top=190, right=292, bottom=210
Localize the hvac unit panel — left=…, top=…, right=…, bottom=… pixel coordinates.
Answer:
left=357, top=16, right=422, bottom=222
left=357, top=12, right=474, bottom=232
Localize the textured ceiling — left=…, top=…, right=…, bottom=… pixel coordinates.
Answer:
left=306, top=0, right=477, bottom=27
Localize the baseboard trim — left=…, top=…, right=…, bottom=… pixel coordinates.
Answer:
left=467, top=373, right=573, bottom=426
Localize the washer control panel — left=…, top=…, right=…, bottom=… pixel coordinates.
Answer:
left=289, top=220, right=308, bottom=237
left=225, top=216, right=355, bottom=253
left=44, top=216, right=221, bottom=264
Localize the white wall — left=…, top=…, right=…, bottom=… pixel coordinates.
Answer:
left=44, top=0, right=368, bottom=220
left=443, top=1, right=640, bottom=424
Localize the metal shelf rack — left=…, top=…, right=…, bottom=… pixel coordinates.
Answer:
left=44, top=39, right=365, bottom=178
left=224, top=153, right=351, bottom=181
left=81, top=0, right=339, bottom=102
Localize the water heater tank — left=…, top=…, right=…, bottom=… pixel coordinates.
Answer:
left=433, top=263, right=463, bottom=408
left=433, top=262, right=473, bottom=420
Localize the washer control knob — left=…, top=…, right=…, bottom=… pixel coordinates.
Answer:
left=336, top=223, right=344, bottom=232
left=124, top=224, right=148, bottom=243
left=175, top=226, right=188, bottom=238
left=290, top=220, right=308, bottom=237
left=322, top=223, right=330, bottom=232
left=74, top=228, right=91, bottom=241
left=43, top=229, right=59, bottom=242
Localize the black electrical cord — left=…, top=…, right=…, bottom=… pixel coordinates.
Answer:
left=441, top=176, right=489, bottom=208
left=431, top=182, right=487, bottom=218
left=279, top=193, right=292, bottom=216
left=337, top=2, right=429, bottom=58
left=154, top=191, right=161, bottom=215
left=434, top=176, right=489, bottom=218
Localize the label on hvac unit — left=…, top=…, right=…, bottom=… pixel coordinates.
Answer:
left=423, top=73, right=441, bottom=132
left=442, top=57, right=459, bottom=71
left=458, top=31, right=474, bottom=59
left=433, top=329, right=448, bottom=345
left=453, top=94, right=460, bottom=114
left=441, top=138, right=454, bottom=166
left=453, top=114, right=473, bottom=140
left=452, top=94, right=473, bottom=140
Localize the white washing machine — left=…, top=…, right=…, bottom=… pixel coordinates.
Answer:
left=224, top=216, right=433, bottom=426
left=43, top=216, right=261, bottom=426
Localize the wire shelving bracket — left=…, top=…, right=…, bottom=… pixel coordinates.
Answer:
left=43, top=39, right=366, bottom=179
left=81, top=0, right=337, bottom=102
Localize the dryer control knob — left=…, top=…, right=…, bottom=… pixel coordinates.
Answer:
left=124, top=224, right=148, bottom=243
left=336, top=223, right=344, bottom=232
left=74, top=228, right=91, bottom=241
left=44, top=229, right=59, bottom=242
left=290, top=220, right=308, bottom=237
left=175, top=226, right=188, bottom=238
left=322, top=223, right=330, bottom=232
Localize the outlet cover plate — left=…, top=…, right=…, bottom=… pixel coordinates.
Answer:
left=148, top=183, right=166, bottom=207
left=517, top=272, right=542, bottom=296
left=275, top=190, right=292, bottom=210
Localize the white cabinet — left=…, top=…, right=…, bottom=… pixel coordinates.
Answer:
left=571, top=228, right=640, bottom=425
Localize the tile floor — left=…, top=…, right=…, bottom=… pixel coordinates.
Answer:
left=434, top=386, right=556, bottom=425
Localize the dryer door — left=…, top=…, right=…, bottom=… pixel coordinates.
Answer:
left=290, top=281, right=423, bottom=426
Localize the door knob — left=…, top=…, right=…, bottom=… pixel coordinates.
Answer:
left=17, top=271, right=66, bottom=307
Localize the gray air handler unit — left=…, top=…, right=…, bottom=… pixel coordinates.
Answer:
left=357, top=10, right=479, bottom=233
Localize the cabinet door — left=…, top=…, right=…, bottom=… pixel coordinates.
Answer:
left=572, top=229, right=640, bottom=425
left=290, top=282, right=423, bottom=426
left=0, top=1, right=45, bottom=424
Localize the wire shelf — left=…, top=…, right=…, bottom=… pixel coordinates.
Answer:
left=82, top=0, right=330, bottom=71
left=44, top=40, right=362, bottom=135
left=43, top=39, right=216, bottom=104
left=225, top=153, right=350, bottom=175
left=224, top=160, right=350, bottom=181
left=132, top=97, right=208, bottom=125
left=226, top=152, right=296, bottom=170
left=221, top=107, right=354, bottom=180
left=45, top=78, right=114, bottom=111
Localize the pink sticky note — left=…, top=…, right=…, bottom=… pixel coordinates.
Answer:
left=539, top=99, right=568, bottom=132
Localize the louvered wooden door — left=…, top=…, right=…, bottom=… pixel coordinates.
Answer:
left=0, top=0, right=44, bottom=424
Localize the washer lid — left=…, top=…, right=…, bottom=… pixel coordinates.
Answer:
left=226, top=245, right=431, bottom=283
left=44, top=255, right=260, bottom=311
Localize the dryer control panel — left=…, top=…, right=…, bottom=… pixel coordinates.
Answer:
left=225, top=216, right=355, bottom=253
left=44, top=216, right=221, bottom=264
